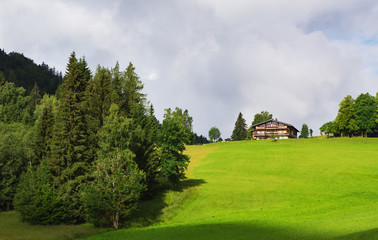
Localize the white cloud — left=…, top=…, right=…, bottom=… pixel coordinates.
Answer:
left=1, top=0, right=377, bottom=137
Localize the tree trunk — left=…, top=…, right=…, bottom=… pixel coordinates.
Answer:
left=113, top=212, right=119, bottom=230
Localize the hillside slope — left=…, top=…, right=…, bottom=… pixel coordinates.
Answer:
left=85, top=138, right=378, bottom=240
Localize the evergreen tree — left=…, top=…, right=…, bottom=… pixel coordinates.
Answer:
left=0, top=71, right=5, bottom=87
left=49, top=52, right=92, bottom=223
left=355, top=93, right=376, bottom=137
left=86, top=66, right=113, bottom=131
left=231, top=112, right=248, bottom=141
left=29, top=82, right=41, bottom=108
left=111, top=62, right=161, bottom=194
left=118, top=62, right=146, bottom=117
left=34, top=103, right=54, bottom=164
left=299, top=124, right=309, bottom=138
left=14, top=160, right=67, bottom=224
left=335, top=95, right=359, bottom=137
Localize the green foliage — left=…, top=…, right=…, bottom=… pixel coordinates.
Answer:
left=84, top=150, right=145, bottom=230
left=231, top=112, right=247, bottom=141
left=159, top=118, right=190, bottom=183
left=309, top=129, right=313, bottom=137
left=0, top=82, right=31, bottom=124
left=320, top=121, right=335, bottom=136
left=164, top=107, right=193, bottom=143
left=355, top=93, right=376, bottom=136
left=0, top=122, right=33, bottom=211
left=34, top=101, right=55, bottom=163
left=33, top=94, right=58, bottom=124
left=335, top=95, right=359, bottom=136
left=84, top=104, right=145, bottom=229
left=114, top=62, right=146, bottom=117
left=86, top=65, right=113, bottom=132
left=0, top=71, right=5, bottom=86
left=29, top=82, right=41, bottom=109
left=0, top=49, right=62, bottom=95
left=49, top=52, right=92, bottom=223
left=13, top=161, right=67, bottom=224
left=208, top=126, right=221, bottom=142
left=299, top=123, right=309, bottom=138
left=252, top=111, right=273, bottom=125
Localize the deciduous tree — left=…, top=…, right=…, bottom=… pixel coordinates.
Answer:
left=209, top=126, right=221, bottom=142
left=355, top=93, right=376, bottom=137
left=334, top=95, right=359, bottom=137
left=252, top=111, right=273, bottom=125
left=159, top=117, right=190, bottom=183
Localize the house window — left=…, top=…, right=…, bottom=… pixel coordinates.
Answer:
left=279, top=123, right=284, bottom=127
left=259, top=124, right=265, bottom=127
left=266, top=122, right=271, bottom=127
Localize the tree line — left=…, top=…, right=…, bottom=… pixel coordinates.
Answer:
left=0, top=49, right=62, bottom=95
left=0, top=52, right=200, bottom=229
left=320, top=93, right=378, bottom=137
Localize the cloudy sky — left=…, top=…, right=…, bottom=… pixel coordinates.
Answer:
left=1, top=0, right=377, bottom=138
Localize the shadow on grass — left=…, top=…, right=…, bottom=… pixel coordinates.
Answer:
left=332, top=228, right=378, bottom=240
left=86, top=221, right=377, bottom=240
left=126, top=178, right=207, bottom=227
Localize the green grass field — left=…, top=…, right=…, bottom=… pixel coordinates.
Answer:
left=84, top=138, right=378, bottom=240
left=1, top=138, right=377, bottom=240
left=0, top=211, right=103, bottom=240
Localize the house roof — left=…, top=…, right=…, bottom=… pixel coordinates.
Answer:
left=251, top=119, right=299, bottom=132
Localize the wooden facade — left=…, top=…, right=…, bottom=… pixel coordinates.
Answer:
left=251, top=119, right=299, bottom=140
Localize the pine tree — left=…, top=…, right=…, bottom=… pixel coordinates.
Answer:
left=0, top=71, right=5, bottom=87
left=29, top=82, right=41, bottom=108
left=299, top=124, right=309, bottom=138
left=231, top=112, right=248, bottom=141
left=121, top=62, right=146, bottom=117
left=34, top=104, right=54, bottom=164
left=49, top=52, right=92, bottom=223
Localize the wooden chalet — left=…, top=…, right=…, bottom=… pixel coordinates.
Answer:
left=251, top=119, right=299, bottom=140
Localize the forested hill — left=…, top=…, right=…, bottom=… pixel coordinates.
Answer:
left=0, top=49, right=62, bottom=94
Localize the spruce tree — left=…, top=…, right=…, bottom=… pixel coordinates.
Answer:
left=121, top=62, right=146, bottom=117
left=29, top=82, right=41, bottom=108
left=86, top=66, right=113, bottom=129
left=49, top=52, right=92, bottom=223
left=0, top=71, right=5, bottom=87
left=231, top=112, right=248, bottom=141
left=299, top=124, right=309, bottom=138
left=34, top=104, right=54, bottom=165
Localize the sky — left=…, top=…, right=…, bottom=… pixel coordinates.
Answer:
left=1, top=0, right=377, bottom=138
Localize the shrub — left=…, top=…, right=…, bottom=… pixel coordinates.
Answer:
left=14, top=161, right=67, bottom=224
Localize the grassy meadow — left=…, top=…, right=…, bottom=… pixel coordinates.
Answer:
left=1, top=138, right=377, bottom=240
left=84, top=137, right=378, bottom=240
left=0, top=211, right=103, bottom=240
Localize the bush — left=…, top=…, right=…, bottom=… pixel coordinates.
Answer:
left=14, top=161, right=67, bottom=224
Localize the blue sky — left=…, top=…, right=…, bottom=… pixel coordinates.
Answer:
left=1, top=0, right=377, bottom=138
